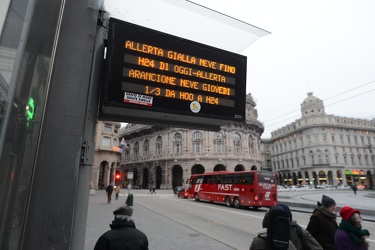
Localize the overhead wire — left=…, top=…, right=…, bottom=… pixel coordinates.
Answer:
left=263, top=80, right=375, bottom=128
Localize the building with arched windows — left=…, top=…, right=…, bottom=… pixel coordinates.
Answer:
left=91, top=121, right=122, bottom=189
left=267, top=92, right=375, bottom=188
left=118, top=94, right=264, bottom=189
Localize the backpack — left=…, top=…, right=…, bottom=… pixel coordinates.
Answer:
left=267, top=205, right=290, bottom=250
left=291, top=224, right=304, bottom=250
left=296, top=225, right=303, bottom=244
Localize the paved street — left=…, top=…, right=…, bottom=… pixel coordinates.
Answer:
left=85, top=189, right=235, bottom=250
left=85, top=189, right=375, bottom=250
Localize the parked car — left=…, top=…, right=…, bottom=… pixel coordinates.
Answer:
left=177, top=188, right=189, bottom=199
left=336, top=185, right=351, bottom=190
left=302, top=185, right=315, bottom=191
left=357, top=184, right=365, bottom=190
left=277, top=185, right=287, bottom=191
left=173, top=186, right=184, bottom=194
left=288, top=185, right=302, bottom=191
left=316, top=184, right=335, bottom=190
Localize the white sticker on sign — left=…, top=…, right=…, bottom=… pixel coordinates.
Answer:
left=124, top=92, right=153, bottom=106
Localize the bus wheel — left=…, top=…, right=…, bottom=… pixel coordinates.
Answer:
left=194, top=193, right=199, bottom=201
left=225, top=196, right=232, bottom=207
left=233, top=197, right=241, bottom=209
left=252, top=206, right=259, bottom=211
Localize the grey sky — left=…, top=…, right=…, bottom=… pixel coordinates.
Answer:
left=104, top=0, right=375, bottom=138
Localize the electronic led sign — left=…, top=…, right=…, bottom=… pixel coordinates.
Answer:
left=99, top=18, right=247, bottom=130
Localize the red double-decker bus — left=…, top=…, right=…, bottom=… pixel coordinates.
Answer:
left=188, top=170, right=277, bottom=209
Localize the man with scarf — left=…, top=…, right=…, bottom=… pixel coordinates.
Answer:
left=94, top=206, right=149, bottom=250
left=335, top=206, right=370, bottom=249
left=306, top=195, right=338, bottom=250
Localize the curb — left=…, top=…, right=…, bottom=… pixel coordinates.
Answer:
left=279, top=200, right=375, bottom=223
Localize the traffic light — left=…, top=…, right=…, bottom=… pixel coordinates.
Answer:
left=115, top=171, right=121, bottom=181
left=26, top=97, right=35, bottom=122
left=25, top=97, right=35, bottom=131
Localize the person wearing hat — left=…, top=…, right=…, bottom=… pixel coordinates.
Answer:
left=250, top=205, right=297, bottom=250
left=94, top=206, right=148, bottom=250
left=335, top=206, right=370, bottom=249
left=306, top=195, right=338, bottom=250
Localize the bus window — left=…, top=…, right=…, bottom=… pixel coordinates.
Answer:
left=190, top=176, right=202, bottom=185
left=258, top=173, right=276, bottom=183
left=203, top=175, right=213, bottom=184
left=243, top=173, right=254, bottom=184
left=232, top=174, right=240, bottom=184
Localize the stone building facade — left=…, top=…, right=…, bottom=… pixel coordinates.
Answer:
left=119, top=94, right=265, bottom=189
left=268, top=92, right=375, bottom=188
left=91, top=121, right=122, bottom=189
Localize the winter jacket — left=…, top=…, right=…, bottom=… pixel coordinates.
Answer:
left=335, top=229, right=368, bottom=250
left=290, top=220, right=322, bottom=250
left=250, top=228, right=297, bottom=250
left=106, top=185, right=114, bottom=194
left=94, top=219, right=148, bottom=250
left=306, top=206, right=338, bottom=250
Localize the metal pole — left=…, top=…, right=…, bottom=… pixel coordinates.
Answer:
left=71, top=10, right=104, bottom=249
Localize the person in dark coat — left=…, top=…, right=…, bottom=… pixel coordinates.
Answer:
left=278, top=204, right=322, bottom=250
left=335, top=206, right=370, bottom=249
left=250, top=205, right=297, bottom=250
left=352, top=184, right=358, bottom=195
left=106, top=183, right=114, bottom=204
left=306, top=195, right=338, bottom=250
left=94, top=206, right=149, bottom=250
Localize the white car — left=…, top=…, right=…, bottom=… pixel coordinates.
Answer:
left=302, top=185, right=315, bottom=191
left=316, top=184, right=335, bottom=190
left=288, top=185, right=302, bottom=191
left=277, top=185, right=287, bottom=191
left=336, top=185, right=351, bottom=190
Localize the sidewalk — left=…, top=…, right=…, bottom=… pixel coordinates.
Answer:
left=278, top=189, right=375, bottom=221
left=84, top=189, right=375, bottom=249
left=84, top=190, right=234, bottom=250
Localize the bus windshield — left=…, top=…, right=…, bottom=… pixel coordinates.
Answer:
left=257, top=172, right=277, bottom=190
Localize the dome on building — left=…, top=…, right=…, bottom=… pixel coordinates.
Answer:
left=246, top=93, right=258, bottom=120
left=301, top=92, right=325, bottom=117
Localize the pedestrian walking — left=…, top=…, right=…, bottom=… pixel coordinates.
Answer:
left=94, top=206, right=149, bottom=250
left=352, top=184, right=358, bottom=195
left=106, top=183, right=114, bottom=204
left=335, top=206, right=370, bottom=249
left=151, top=186, right=156, bottom=195
left=115, top=185, right=121, bottom=200
left=306, top=195, right=338, bottom=250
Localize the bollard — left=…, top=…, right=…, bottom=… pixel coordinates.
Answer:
left=126, top=194, right=134, bottom=206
